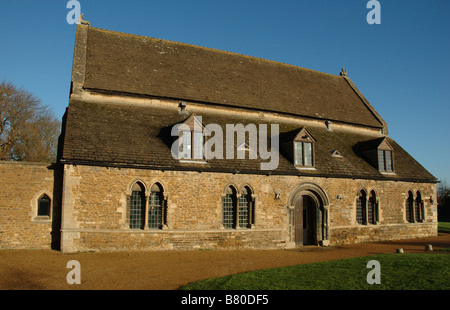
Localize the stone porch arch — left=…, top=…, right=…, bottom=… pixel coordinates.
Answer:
left=286, top=182, right=330, bottom=247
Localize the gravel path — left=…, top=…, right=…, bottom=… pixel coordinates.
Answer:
left=1, top=233, right=449, bottom=290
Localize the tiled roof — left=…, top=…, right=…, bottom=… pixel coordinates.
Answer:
left=81, top=27, right=385, bottom=129
left=60, top=99, right=436, bottom=182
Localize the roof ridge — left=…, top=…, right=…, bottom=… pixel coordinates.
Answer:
left=80, top=25, right=386, bottom=129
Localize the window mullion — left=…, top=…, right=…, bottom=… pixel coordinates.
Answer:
left=144, top=194, right=150, bottom=230
left=234, top=194, right=239, bottom=229
left=302, top=142, right=305, bottom=166
left=191, top=130, right=194, bottom=159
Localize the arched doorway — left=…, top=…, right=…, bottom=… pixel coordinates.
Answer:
left=287, top=183, right=330, bottom=247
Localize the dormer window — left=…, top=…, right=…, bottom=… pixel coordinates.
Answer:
left=355, top=137, right=395, bottom=174
left=293, top=128, right=315, bottom=167
left=180, top=130, right=204, bottom=160
left=377, top=138, right=394, bottom=173
left=173, top=114, right=207, bottom=162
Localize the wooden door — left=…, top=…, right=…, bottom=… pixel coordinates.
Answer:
left=303, top=195, right=315, bottom=245
left=294, top=195, right=316, bottom=246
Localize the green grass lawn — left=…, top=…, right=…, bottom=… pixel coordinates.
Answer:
left=180, top=253, right=450, bottom=290
left=439, top=221, right=450, bottom=234
left=180, top=222, right=450, bottom=290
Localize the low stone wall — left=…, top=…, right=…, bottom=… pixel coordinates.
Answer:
left=0, top=161, right=61, bottom=249
left=330, top=222, right=438, bottom=245
left=65, top=228, right=286, bottom=252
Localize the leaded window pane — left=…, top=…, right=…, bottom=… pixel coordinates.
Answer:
left=368, top=203, right=373, bottom=224
left=415, top=200, right=421, bottom=222
left=385, top=151, right=392, bottom=171
left=238, top=194, right=250, bottom=228
left=223, top=194, right=234, bottom=229
left=356, top=198, right=363, bottom=225
left=356, top=191, right=366, bottom=225
left=368, top=192, right=376, bottom=224
left=415, top=193, right=422, bottom=222
left=181, top=131, right=191, bottom=159
left=148, top=192, right=162, bottom=229
left=130, top=191, right=144, bottom=229
left=304, top=142, right=313, bottom=166
left=406, top=192, right=414, bottom=223
left=378, top=150, right=385, bottom=171
left=193, top=131, right=204, bottom=159
left=294, top=142, right=302, bottom=165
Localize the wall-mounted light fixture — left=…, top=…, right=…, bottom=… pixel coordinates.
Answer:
left=274, top=190, right=281, bottom=200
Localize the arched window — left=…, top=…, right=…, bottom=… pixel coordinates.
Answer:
left=415, top=191, right=424, bottom=222
left=222, top=185, right=255, bottom=229
left=222, top=186, right=237, bottom=229
left=356, top=190, right=367, bottom=225
left=368, top=191, right=378, bottom=225
left=406, top=191, right=414, bottom=223
left=37, top=194, right=51, bottom=217
left=148, top=183, right=164, bottom=229
left=129, top=182, right=145, bottom=229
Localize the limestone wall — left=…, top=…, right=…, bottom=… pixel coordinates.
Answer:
left=60, top=164, right=437, bottom=252
left=0, top=162, right=61, bottom=249
left=0, top=161, right=437, bottom=252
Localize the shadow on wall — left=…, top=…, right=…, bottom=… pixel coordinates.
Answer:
left=50, top=110, right=67, bottom=251
left=49, top=164, right=63, bottom=251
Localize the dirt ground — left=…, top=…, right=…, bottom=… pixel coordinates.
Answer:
left=1, top=232, right=449, bottom=290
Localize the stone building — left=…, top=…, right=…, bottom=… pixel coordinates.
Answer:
left=0, top=24, right=437, bottom=252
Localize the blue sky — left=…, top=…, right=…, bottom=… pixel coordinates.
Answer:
left=0, top=0, right=449, bottom=182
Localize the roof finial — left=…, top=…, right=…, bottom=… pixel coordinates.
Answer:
left=340, top=67, right=348, bottom=77
left=79, top=13, right=91, bottom=26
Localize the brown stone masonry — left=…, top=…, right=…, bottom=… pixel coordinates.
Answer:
left=60, top=164, right=437, bottom=252
left=0, top=161, right=437, bottom=252
left=0, top=162, right=62, bottom=250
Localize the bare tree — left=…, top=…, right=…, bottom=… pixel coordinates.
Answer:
left=0, top=80, right=60, bottom=162
left=438, top=179, right=450, bottom=221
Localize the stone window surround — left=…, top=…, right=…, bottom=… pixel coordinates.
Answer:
left=31, top=191, right=53, bottom=223
left=125, top=180, right=169, bottom=230
left=355, top=188, right=380, bottom=226
left=405, top=190, right=426, bottom=223
left=220, top=184, right=256, bottom=230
